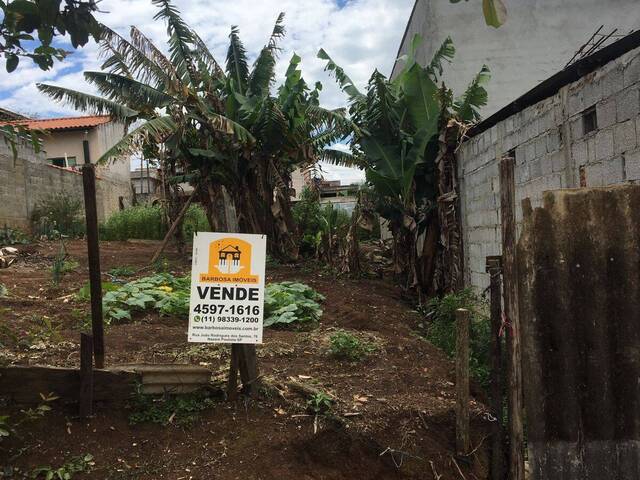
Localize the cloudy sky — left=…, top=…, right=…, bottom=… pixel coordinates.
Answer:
left=0, top=0, right=416, bottom=182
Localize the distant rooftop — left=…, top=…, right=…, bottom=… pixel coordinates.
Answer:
left=0, top=107, right=27, bottom=121
left=0, top=115, right=112, bottom=131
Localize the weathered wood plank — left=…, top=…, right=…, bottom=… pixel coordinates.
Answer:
left=0, top=366, right=139, bottom=404
left=499, top=156, right=525, bottom=480
left=455, top=308, right=470, bottom=456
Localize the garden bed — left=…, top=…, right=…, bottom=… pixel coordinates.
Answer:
left=0, top=240, right=491, bottom=479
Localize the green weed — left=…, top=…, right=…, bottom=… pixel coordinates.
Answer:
left=0, top=225, right=29, bottom=245
left=306, top=391, right=333, bottom=415
left=128, top=388, right=217, bottom=427
left=328, top=330, right=375, bottom=361
left=32, top=454, right=94, bottom=479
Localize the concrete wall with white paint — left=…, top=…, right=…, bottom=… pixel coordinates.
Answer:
left=394, top=0, right=640, bottom=116
left=458, top=45, right=640, bottom=290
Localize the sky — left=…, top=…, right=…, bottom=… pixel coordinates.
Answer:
left=0, top=0, right=415, bottom=183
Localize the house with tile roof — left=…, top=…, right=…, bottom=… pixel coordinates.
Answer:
left=0, top=112, right=132, bottom=229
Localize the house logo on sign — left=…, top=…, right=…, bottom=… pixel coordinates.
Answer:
left=200, top=237, right=260, bottom=284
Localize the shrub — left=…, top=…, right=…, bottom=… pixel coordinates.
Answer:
left=31, top=192, right=84, bottom=238
left=328, top=330, right=375, bottom=361
left=264, top=282, right=324, bottom=327
left=423, top=289, right=491, bottom=387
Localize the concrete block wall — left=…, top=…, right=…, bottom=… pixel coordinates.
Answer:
left=0, top=139, right=131, bottom=231
left=458, top=46, right=640, bottom=291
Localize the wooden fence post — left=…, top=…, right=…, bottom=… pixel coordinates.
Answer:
left=81, top=139, right=105, bottom=369
left=499, top=156, right=525, bottom=480
left=455, top=308, right=470, bottom=456
left=487, top=255, right=505, bottom=480
left=79, top=333, right=93, bottom=418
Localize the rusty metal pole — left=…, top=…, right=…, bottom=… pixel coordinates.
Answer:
left=82, top=138, right=105, bottom=369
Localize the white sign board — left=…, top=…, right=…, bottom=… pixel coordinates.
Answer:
left=188, top=232, right=266, bottom=344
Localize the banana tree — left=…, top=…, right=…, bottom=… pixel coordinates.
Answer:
left=38, top=0, right=351, bottom=261
left=319, top=35, right=489, bottom=299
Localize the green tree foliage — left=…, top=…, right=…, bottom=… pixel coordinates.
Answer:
left=1, top=0, right=100, bottom=72
left=319, top=36, right=489, bottom=298
left=39, top=1, right=354, bottom=260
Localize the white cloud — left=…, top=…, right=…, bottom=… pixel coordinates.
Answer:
left=0, top=0, right=413, bottom=181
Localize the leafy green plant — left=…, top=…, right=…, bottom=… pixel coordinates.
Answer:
left=0, top=225, right=29, bottom=245
left=307, top=391, right=333, bottom=415
left=264, top=282, right=325, bottom=328
left=129, top=388, right=216, bottom=427
left=422, top=289, right=491, bottom=387
left=0, top=283, right=7, bottom=298
left=328, top=330, right=375, bottom=361
left=32, top=454, right=94, bottom=480
left=99, top=274, right=190, bottom=323
left=31, top=192, right=85, bottom=239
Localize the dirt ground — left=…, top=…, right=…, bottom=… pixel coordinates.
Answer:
left=0, top=240, right=491, bottom=479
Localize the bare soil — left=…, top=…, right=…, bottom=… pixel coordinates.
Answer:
left=0, top=240, right=491, bottom=479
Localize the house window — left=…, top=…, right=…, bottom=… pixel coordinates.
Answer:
left=582, top=107, right=598, bottom=135
left=48, top=156, right=77, bottom=168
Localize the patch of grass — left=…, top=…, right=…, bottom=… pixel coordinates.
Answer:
left=328, top=330, right=375, bottom=361
left=421, top=289, right=491, bottom=388
left=264, top=282, right=324, bottom=328
left=32, top=454, right=94, bottom=479
left=99, top=204, right=210, bottom=242
left=128, top=388, right=217, bottom=427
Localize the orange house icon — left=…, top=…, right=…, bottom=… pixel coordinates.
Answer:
left=200, top=237, right=259, bottom=283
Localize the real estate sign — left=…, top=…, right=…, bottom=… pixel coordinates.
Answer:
left=188, top=232, right=266, bottom=344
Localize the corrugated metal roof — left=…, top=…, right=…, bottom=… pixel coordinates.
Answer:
left=0, top=115, right=112, bottom=131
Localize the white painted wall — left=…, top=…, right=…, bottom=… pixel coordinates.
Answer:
left=394, top=0, right=640, bottom=116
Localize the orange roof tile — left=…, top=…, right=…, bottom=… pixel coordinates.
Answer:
left=0, top=115, right=112, bottom=131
